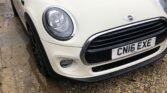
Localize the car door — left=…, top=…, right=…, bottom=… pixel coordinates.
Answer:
left=12, top=0, right=25, bottom=24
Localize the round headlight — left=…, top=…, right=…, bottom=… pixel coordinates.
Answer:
left=43, top=7, right=74, bottom=41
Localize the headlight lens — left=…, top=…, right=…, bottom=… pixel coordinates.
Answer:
left=43, top=7, right=74, bottom=41
left=160, top=0, right=167, bottom=12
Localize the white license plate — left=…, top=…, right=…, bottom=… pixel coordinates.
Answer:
left=112, top=37, right=156, bottom=60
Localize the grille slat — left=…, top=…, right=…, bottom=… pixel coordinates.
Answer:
left=89, top=26, right=167, bottom=49
left=82, top=17, right=167, bottom=64
left=92, top=22, right=164, bottom=44
left=87, top=31, right=166, bottom=53
left=97, top=21, right=162, bottom=39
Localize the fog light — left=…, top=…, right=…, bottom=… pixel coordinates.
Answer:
left=60, top=59, right=73, bottom=68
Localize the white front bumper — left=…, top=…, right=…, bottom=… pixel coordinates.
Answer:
left=41, top=38, right=167, bottom=80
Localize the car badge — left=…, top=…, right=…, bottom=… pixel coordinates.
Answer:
left=127, top=15, right=134, bottom=21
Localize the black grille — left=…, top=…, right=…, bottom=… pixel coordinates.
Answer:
left=83, top=17, right=167, bottom=64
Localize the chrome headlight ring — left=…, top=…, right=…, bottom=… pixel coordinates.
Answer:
left=43, top=7, right=74, bottom=41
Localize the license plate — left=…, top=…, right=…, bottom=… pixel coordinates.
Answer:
left=112, top=37, right=156, bottom=60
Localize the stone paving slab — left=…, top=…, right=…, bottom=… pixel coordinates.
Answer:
left=0, top=0, right=6, bottom=4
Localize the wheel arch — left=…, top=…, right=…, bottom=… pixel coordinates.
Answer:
left=24, top=12, right=58, bottom=77
left=24, top=12, right=34, bottom=32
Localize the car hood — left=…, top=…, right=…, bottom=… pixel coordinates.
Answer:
left=39, top=0, right=167, bottom=47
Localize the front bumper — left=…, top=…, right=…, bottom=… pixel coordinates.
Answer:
left=41, top=39, right=167, bottom=82
left=76, top=48, right=167, bottom=82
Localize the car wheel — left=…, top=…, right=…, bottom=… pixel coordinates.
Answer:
left=25, top=14, right=62, bottom=80
left=27, top=23, right=50, bottom=77
left=11, top=0, right=19, bottom=17
left=25, top=15, right=60, bottom=78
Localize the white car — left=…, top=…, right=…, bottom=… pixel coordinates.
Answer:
left=11, top=0, right=167, bottom=82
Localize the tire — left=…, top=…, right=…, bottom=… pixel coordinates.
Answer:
left=25, top=14, right=56, bottom=77
left=11, top=0, right=19, bottom=17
